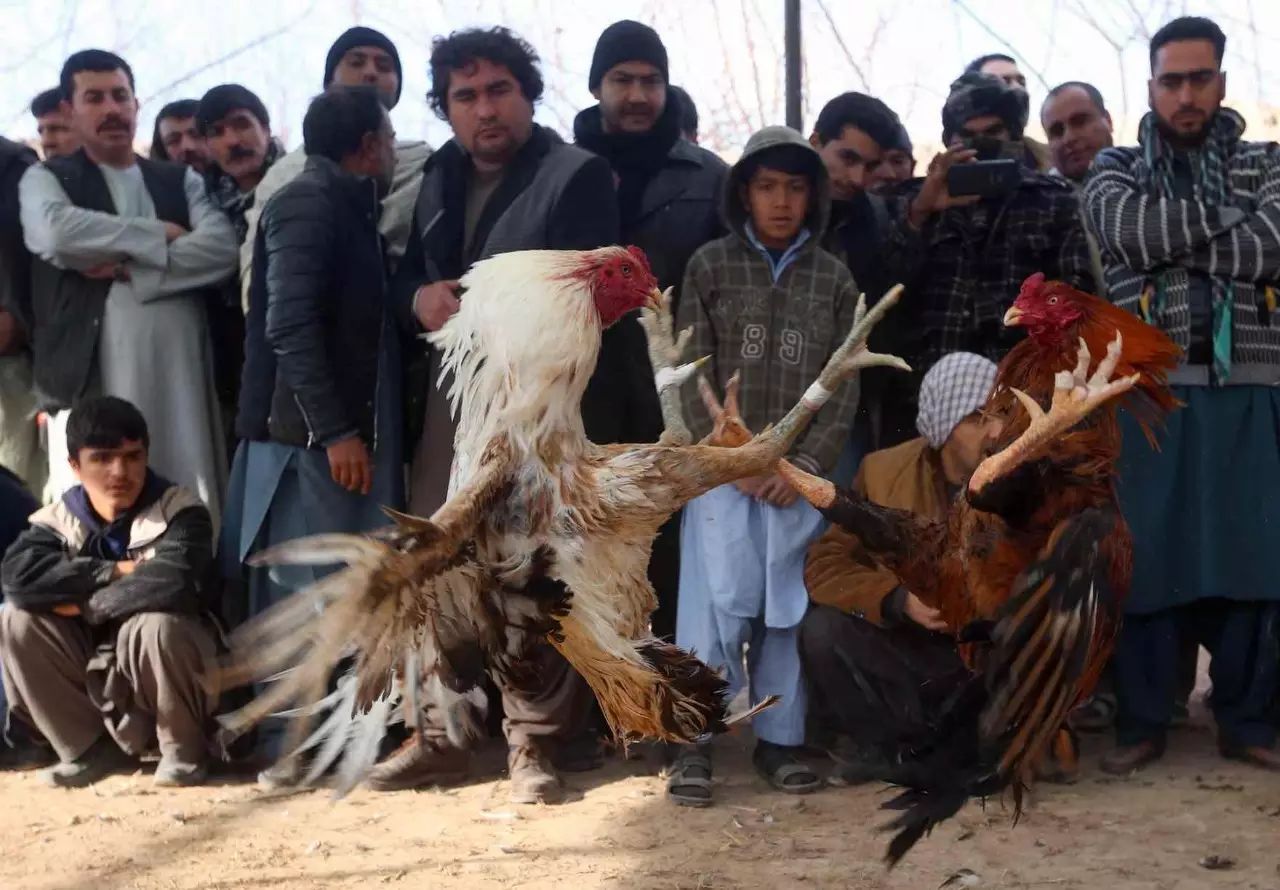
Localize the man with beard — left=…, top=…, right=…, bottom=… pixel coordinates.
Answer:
left=573, top=19, right=726, bottom=641
left=18, top=49, right=237, bottom=519
left=963, top=53, right=1051, bottom=172
left=381, top=26, right=649, bottom=805
left=1083, top=16, right=1280, bottom=775
left=241, top=26, right=431, bottom=306
left=149, top=99, right=210, bottom=173
left=196, top=85, right=282, bottom=243
left=878, top=72, right=1094, bottom=426
left=31, top=88, right=79, bottom=160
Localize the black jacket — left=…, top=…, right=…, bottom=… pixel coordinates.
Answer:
left=237, top=156, right=388, bottom=448
left=1, top=477, right=212, bottom=624
left=26, top=150, right=191, bottom=410
left=574, top=102, right=727, bottom=306
left=394, top=124, right=662, bottom=448
left=0, top=137, right=36, bottom=347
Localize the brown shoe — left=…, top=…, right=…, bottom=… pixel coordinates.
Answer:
left=1220, top=744, right=1280, bottom=772
left=1100, top=740, right=1164, bottom=775
left=366, top=736, right=470, bottom=792
left=508, top=742, right=563, bottom=804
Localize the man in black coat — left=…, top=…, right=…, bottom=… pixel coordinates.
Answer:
left=218, top=87, right=402, bottom=780
left=573, top=20, right=727, bottom=641
left=386, top=25, right=658, bottom=804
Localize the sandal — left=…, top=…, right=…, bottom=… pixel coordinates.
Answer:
left=666, top=746, right=714, bottom=807
left=754, top=741, right=821, bottom=795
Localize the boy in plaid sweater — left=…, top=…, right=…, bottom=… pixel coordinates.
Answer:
left=667, top=126, right=861, bottom=806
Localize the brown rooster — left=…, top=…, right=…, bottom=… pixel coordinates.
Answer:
left=212, top=245, right=908, bottom=794
left=753, top=277, right=1179, bottom=865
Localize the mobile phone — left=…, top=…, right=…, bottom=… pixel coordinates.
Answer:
left=946, top=159, right=1021, bottom=198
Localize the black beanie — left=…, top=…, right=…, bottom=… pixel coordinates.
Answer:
left=324, top=26, right=403, bottom=107
left=588, top=20, right=668, bottom=91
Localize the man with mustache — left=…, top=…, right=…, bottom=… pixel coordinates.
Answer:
left=573, top=20, right=726, bottom=642
left=196, top=85, right=281, bottom=244
left=1083, top=16, right=1280, bottom=775
left=149, top=99, right=210, bottom=174
left=382, top=25, right=651, bottom=805
left=18, top=49, right=237, bottom=520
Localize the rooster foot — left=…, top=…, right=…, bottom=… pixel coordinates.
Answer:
left=969, top=332, right=1138, bottom=493
left=697, top=372, right=752, bottom=448
left=640, top=286, right=708, bottom=447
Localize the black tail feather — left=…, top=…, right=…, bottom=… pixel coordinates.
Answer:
left=881, top=787, right=970, bottom=868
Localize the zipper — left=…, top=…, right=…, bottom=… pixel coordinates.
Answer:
left=293, top=393, right=317, bottom=449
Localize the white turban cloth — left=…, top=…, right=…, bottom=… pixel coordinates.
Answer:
left=915, top=352, right=999, bottom=448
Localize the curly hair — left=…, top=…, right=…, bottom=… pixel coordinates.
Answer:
left=427, top=26, right=543, bottom=120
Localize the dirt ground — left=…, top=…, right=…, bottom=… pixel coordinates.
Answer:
left=2, top=690, right=1279, bottom=890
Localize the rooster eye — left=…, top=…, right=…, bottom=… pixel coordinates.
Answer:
left=1048, top=296, right=1058, bottom=305
left=620, top=264, right=632, bottom=278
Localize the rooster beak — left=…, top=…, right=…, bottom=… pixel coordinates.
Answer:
left=1003, top=305, right=1025, bottom=327
left=645, top=288, right=664, bottom=312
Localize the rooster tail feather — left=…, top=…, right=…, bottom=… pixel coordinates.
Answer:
left=880, top=787, right=970, bottom=868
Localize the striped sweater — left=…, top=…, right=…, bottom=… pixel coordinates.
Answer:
left=1082, top=109, right=1280, bottom=380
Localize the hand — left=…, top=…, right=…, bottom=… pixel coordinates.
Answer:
left=81, top=261, right=130, bottom=282
left=52, top=603, right=81, bottom=617
left=113, top=560, right=139, bottom=578
left=412, top=280, right=462, bottom=332
left=164, top=221, right=189, bottom=243
left=0, top=308, right=24, bottom=356
left=907, top=147, right=981, bottom=228
left=733, top=476, right=766, bottom=498
left=327, top=436, right=372, bottom=494
left=756, top=473, right=800, bottom=508
left=903, top=592, right=949, bottom=632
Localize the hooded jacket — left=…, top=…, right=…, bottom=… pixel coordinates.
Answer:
left=676, top=126, right=861, bottom=475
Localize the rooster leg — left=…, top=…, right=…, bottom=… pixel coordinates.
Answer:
left=638, top=286, right=709, bottom=447
left=968, top=333, right=1138, bottom=497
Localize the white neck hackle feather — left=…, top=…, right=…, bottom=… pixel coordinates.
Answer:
left=429, top=249, right=610, bottom=485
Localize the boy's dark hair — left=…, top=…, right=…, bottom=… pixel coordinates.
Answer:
left=66, top=396, right=149, bottom=458
left=1043, top=81, right=1108, bottom=116
left=428, top=26, right=543, bottom=120
left=740, top=144, right=819, bottom=184
left=813, top=91, right=901, bottom=150
left=149, top=99, right=200, bottom=162
left=303, top=86, right=385, bottom=162
left=964, top=52, right=1016, bottom=75
left=31, top=87, right=66, bottom=118
left=196, top=84, right=270, bottom=136
left=60, top=49, right=135, bottom=103
left=669, top=85, right=698, bottom=138
left=1150, top=16, right=1226, bottom=69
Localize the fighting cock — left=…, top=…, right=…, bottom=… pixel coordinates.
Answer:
left=213, top=245, right=908, bottom=793
left=760, top=275, right=1179, bottom=865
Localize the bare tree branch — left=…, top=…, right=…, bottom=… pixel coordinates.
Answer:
left=950, top=0, right=1052, bottom=92
left=813, top=0, right=873, bottom=92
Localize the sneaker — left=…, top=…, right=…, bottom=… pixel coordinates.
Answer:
left=257, top=758, right=303, bottom=791
left=366, top=736, right=469, bottom=792
left=153, top=756, right=208, bottom=787
left=508, top=742, right=563, bottom=804
left=40, top=735, right=134, bottom=789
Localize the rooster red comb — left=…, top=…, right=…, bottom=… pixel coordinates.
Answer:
left=625, top=245, right=653, bottom=275
left=1018, top=272, right=1047, bottom=299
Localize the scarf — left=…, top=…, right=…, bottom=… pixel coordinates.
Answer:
left=62, top=470, right=170, bottom=560
left=206, top=138, right=285, bottom=244
left=1140, top=109, right=1242, bottom=381
left=573, top=93, right=681, bottom=224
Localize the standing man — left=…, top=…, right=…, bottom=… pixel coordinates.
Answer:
left=573, top=19, right=726, bottom=640
left=1041, top=81, right=1114, bottom=294
left=196, top=84, right=282, bottom=244
left=868, top=122, right=915, bottom=193
left=880, top=72, right=1094, bottom=423
left=963, top=53, right=1050, bottom=172
left=381, top=26, right=646, bottom=804
left=19, top=50, right=237, bottom=518
left=149, top=99, right=210, bottom=173
left=31, top=88, right=80, bottom=160
left=1084, top=16, right=1280, bottom=774
left=0, top=136, right=44, bottom=495
left=242, top=26, right=431, bottom=305
left=221, top=87, right=402, bottom=779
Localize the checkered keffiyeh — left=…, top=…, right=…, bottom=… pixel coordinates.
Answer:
left=915, top=352, right=998, bottom=448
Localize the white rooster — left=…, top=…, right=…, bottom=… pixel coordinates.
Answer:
left=214, top=245, right=907, bottom=793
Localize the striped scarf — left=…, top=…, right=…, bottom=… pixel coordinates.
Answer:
left=1140, top=110, right=1240, bottom=381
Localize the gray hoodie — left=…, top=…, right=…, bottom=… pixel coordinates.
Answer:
left=676, top=125, right=860, bottom=475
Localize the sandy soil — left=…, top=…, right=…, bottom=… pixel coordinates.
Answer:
left=1, top=696, right=1279, bottom=890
